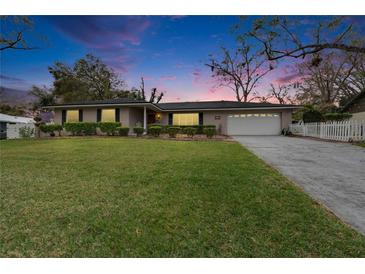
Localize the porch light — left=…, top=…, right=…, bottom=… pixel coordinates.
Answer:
left=155, top=113, right=162, bottom=120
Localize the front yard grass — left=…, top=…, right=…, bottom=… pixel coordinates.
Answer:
left=1, top=137, right=365, bottom=257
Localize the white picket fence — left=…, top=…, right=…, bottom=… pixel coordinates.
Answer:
left=289, top=120, right=365, bottom=142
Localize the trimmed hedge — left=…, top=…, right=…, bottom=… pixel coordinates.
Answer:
left=149, top=125, right=162, bottom=137
left=133, top=127, right=144, bottom=137
left=323, top=112, right=352, bottom=121
left=184, top=127, right=197, bottom=138
left=64, top=122, right=98, bottom=136
left=303, top=110, right=323, bottom=123
left=64, top=122, right=86, bottom=136
left=203, top=127, right=216, bottom=138
left=167, top=127, right=180, bottom=138
left=83, top=123, right=98, bottom=135
left=179, top=125, right=216, bottom=134
left=40, top=124, right=63, bottom=136
left=98, top=122, right=121, bottom=136
left=117, top=127, right=129, bottom=136
left=147, top=124, right=217, bottom=135
left=148, top=123, right=169, bottom=134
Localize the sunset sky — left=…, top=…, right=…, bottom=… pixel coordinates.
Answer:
left=1, top=15, right=362, bottom=103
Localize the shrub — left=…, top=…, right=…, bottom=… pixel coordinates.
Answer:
left=203, top=127, right=216, bottom=138
left=149, top=125, right=162, bottom=137
left=167, top=127, right=180, bottom=138
left=98, top=122, right=121, bottom=136
left=64, top=122, right=98, bottom=136
left=148, top=123, right=168, bottom=134
left=82, top=122, right=98, bottom=135
left=19, top=126, right=34, bottom=138
left=117, top=127, right=129, bottom=136
left=133, top=127, right=144, bottom=137
left=303, top=110, right=323, bottom=123
left=40, top=124, right=63, bottom=136
left=184, top=127, right=197, bottom=138
left=323, top=112, right=352, bottom=121
left=167, top=125, right=216, bottom=134
left=64, top=122, right=83, bottom=135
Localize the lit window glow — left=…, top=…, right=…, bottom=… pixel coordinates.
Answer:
left=102, top=109, right=116, bottom=122
left=66, top=110, right=79, bottom=122
left=173, top=113, right=199, bottom=126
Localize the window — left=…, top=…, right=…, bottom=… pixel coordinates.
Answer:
left=66, top=110, right=79, bottom=122
left=101, top=109, right=116, bottom=122
left=173, top=113, right=199, bottom=126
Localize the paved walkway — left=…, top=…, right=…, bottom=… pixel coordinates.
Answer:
left=234, top=136, right=365, bottom=235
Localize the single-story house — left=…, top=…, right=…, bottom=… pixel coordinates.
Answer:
left=0, top=113, right=35, bottom=139
left=46, top=99, right=301, bottom=135
left=342, top=91, right=365, bottom=121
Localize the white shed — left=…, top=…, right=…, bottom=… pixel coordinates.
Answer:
left=0, top=113, right=35, bottom=139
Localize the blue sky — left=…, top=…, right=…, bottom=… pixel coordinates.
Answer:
left=1, top=16, right=364, bottom=103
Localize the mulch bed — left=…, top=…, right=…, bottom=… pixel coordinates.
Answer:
left=39, top=134, right=234, bottom=142
left=143, top=134, right=234, bottom=142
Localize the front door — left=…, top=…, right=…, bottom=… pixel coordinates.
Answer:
left=147, top=113, right=156, bottom=124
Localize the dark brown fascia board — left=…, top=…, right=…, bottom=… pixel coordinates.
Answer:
left=44, top=102, right=163, bottom=111
left=158, top=106, right=302, bottom=112
left=45, top=103, right=302, bottom=112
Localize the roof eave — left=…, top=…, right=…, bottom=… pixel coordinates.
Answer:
left=44, top=102, right=163, bottom=111
left=158, top=106, right=302, bottom=112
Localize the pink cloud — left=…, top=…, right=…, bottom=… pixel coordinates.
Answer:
left=192, top=69, right=202, bottom=84
left=275, top=72, right=302, bottom=85
left=50, top=16, right=151, bottom=73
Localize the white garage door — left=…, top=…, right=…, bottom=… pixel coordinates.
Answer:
left=227, top=113, right=281, bottom=135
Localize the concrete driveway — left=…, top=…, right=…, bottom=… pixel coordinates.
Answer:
left=234, top=136, right=365, bottom=235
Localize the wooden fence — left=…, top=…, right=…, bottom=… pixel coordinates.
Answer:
left=289, top=120, right=365, bottom=142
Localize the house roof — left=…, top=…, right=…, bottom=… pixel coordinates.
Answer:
left=49, top=97, right=147, bottom=106
left=342, top=90, right=365, bottom=112
left=156, top=101, right=300, bottom=111
left=46, top=99, right=301, bottom=111
left=0, top=113, right=35, bottom=123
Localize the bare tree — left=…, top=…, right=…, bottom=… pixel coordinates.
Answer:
left=341, top=54, right=365, bottom=97
left=207, top=45, right=274, bottom=102
left=268, top=84, right=295, bottom=104
left=139, top=77, right=146, bottom=100
left=296, top=52, right=358, bottom=108
left=241, top=16, right=365, bottom=63
left=137, top=77, right=164, bottom=103
left=0, top=16, right=39, bottom=51
left=149, top=88, right=164, bottom=103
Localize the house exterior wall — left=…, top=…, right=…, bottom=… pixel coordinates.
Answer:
left=54, top=109, right=62, bottom=124
left=129, top=107, right=144, bottom=128
left=54, top=107, right=134, bottom=126
left=7, top=123, right=35, bottom=139
left=52, top=106, right=294, bottom=135
left=120, top=107, right=130, bottom=127
left=160, top=109, right=293, bottom=135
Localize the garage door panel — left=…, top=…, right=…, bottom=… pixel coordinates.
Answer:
left=227, top=114, right=281, bottom=135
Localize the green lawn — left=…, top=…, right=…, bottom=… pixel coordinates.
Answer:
left=1, top=138, right=365, bottom=257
